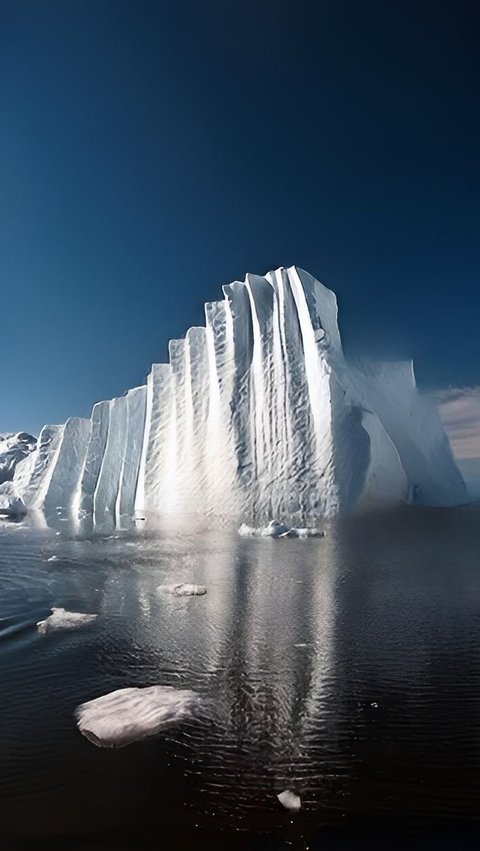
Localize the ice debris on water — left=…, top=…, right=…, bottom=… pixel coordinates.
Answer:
left=37, top=607, right=98, bottom=634
left=157, top=583, right=207, bottom=597
left=238, top=520, right=324, bottom=539
left=75, top=685, right=202, bottom=747
left=277, top=789, right=302, bottom=812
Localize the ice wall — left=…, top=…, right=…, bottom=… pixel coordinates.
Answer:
left=13, top=267, right=467, bottom=529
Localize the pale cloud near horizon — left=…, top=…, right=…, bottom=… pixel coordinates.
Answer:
left=436, top=387, right=480, bottom=461
left=435, top=387, right=480, bottom=497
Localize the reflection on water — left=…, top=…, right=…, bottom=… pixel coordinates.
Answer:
left=0, top=506, right=479, bottom=847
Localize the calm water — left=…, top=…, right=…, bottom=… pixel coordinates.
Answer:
left=0, top=506, right=479, bottom=849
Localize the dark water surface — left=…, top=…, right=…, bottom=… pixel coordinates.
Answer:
left=0, top=506, right=479, bottom=849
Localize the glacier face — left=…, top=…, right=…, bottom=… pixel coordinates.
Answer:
left=9, top=267, right=467, bottom=528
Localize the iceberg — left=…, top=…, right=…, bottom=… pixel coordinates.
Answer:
left=10, top=267, right=467, bottom=528
left=75, top=685, right=202, bottom=747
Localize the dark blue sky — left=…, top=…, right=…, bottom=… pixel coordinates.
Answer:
left=1, top=0, right=478, bottom=435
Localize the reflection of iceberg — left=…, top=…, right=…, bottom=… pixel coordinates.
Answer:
left=10, top=267, right=466, bottom=530
left=172, top=529, right=339, bottom=817
left=76, top=685, right=202, bottom=747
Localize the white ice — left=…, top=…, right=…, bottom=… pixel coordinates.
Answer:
left=37, top=607, right=98, bottom=634
left=157, top=583, right=207, bottom=596
left=0, top=482, right=26, bottom=516
left=75, top=685, right=202, bottom=747
left=238, top=520, right=324, bottom=538
left=277, top=789, right=302, bottom=812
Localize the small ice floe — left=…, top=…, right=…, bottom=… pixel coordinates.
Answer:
left=157, top=583, right=207, bottom=597
left=277, top=789, right=302, bottom=812
left=285, top=526, right=325, bottom=539
left=37, top=607, right=98, bottom=634
left=75, top=685, right=202, bottom=747
left=239, top=520, right=324, bottom=539
left=239, top=520, right=289, bottom=538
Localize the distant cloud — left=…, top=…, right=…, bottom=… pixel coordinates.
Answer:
left=435, top=387, right=480, bottom=498
left=436, top=387, right=480, bottom=461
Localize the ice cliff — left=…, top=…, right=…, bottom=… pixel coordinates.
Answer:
left=3, top=267, right=467, bottom=527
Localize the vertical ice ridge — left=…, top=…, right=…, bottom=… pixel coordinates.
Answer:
left=271, top=268, right=322, bottom=514
left=222, top=282, right=254, bottom=496
left=287, top=266, right=338, bottom=513
left=41, top=417, right=91, bottom=523
left=93, top=397, right=128, bottom=533
left=116, top=386, right=147, bottom=527
left=21, top=424, right=64, bottom=512
left=184, top=327, right=210, bottom=506
left=143, top=364, right=174, bottom=513
left=76, top=400, right=111, bottom=534
left=134, top=371, right=154, bottom=517
left=168, top=339, right=187, bottom=512
left=204, top=299, right=239, bottom=513
left=244, top=274, right=277, bottom=512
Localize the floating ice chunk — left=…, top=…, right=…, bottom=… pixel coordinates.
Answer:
left=157, top=583, right=207, bottom=596
left=173, top=583, right=207, bottom=596
left=265, top=520, right=290, bottom=537
left=277, top=789, right=302, bottom=812
left=75, top=685, right=202, bottom=747
left=239, top=520, right=324, bottom=539
left=37, top=607, right=98, bottom=634
left=279, top=526, right=325, bottom=538
left=238, top=520, right=290, bottom=538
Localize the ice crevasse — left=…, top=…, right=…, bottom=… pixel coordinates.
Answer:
left=7, top=267, right=467, bottom=529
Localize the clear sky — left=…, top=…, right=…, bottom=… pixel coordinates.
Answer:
left=1, top=1, right=478, bottom=441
